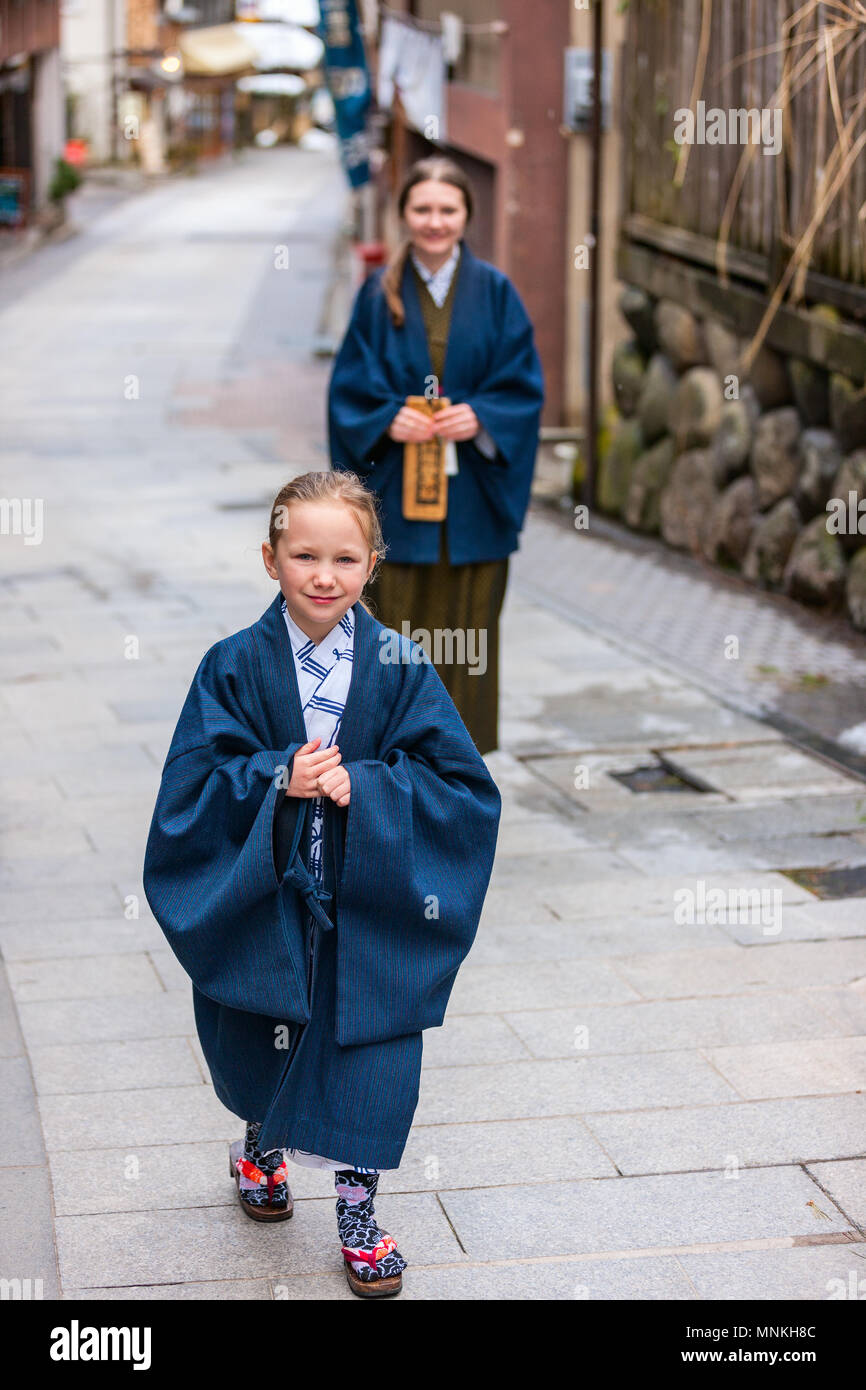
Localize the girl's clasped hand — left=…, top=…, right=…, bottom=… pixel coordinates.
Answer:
left=287, top=736, right=351, bottom=807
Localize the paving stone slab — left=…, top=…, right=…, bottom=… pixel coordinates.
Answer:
left=518, top=698, right=783, bottom=757
left=615, top=844, right=768, bottom=877
left=503, top=992, right=850, bottom=1059
left=44, top=739, right=157, bottom=786
left=479, top=888, right=559, bottom=927
left=1, top=826, right=94, bottom=858
left=0, top=1057, right=46, bottom=1165
left=0, top=851, right=140, bottom=888
left=50, top=1140, right=242, bottom=1217
left=705, top=834, right=866, bottom=875
left=469, top=915, right=732, bottom=967
left=584, top=1094, right=866, bottom=1175
left=414, top=1051, right=738, bottom=1126
left=276, top=1255, right=697, bottom=1300
left=109, top=697, right=197, bottom=725
left=0, top=679, right=117, bottom=728
left=72, top=808, right=157, bottom=855
left=541, top=872, right=812, bottom=922
left=17, top=991, right=195, bottom=1048
left=809, top=984, right=866, bottom=1034
left=490, top=849, right=636, bottom=889
left=439, top=1167, right=856, bottom=1260
left=493, top=817, right=597, bottom=856
left=446, top=959, right=640, bottom=1013
left=0, top=917, right=164, bottom=961
left=55, top=1193, right=463, bottom=1289
left=694, top=796, right=866, bottom=842
left=677, top=1245, right=866, bottom=1301
left=0, top=961, right=24, bottom=1060
left=704, top=1037, right=866, bottom=1100
left=720, top=899, right=866, bottom=947
left=0, top=805, right=104, bottom=844
left=613, top=940, right=866, bottom=999
left=549, top=805, right=717, bottom=847
left=398, top=1115, right=617, bottom=1189
left=0, top=1165, right=61, bottom=1299
left=0, top=779, right=66, bottom=817
left=0, top=883, right=123, bottom=924
left=6, top=953, right=163, bottom=1003
left=663, top=744, right=864, bottom=801
left=40, top=1083, right=238, bottom=1152
left=29, top=1036, right=203, bottom=1095
left=804, top=1160, right=866, bottom=1228
left=148, top=947, right=191, bottom=992
left=419, top=1014, right=532, bottom=1067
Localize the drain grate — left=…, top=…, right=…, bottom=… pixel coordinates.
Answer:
left=782, top=864, right=866, bottom=899
left=609, top=763, right=710, bottom=794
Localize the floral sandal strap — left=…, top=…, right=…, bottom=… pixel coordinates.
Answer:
left=235, top=1155, right=289, bottom=1204
left=341, top=1233, right=398, bottom=1273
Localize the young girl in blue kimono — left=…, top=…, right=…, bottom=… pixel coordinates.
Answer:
left=143, top=470, right=501, bottom=1298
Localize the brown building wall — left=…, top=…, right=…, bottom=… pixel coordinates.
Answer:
left=0, top=0, right=60, bottom=64
left=126, top=0, right=160, bottom=53
left=501, top=0, right=568, bottom=425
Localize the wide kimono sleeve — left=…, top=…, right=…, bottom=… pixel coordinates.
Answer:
left=142, top=642, right=316, bottom=1022
left=333, top=644, right=502, bottom=1046
left=461, top=274, right=545, bottom=533
left=327, top=274, right=405, bottom=475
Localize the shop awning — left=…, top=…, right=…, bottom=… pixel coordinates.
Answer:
left=177, top=25, right=258, bottom=77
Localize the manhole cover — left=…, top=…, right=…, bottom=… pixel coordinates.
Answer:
left=782, top=864, right=866, bottom=899
left=609, top=764, right=709, bottom=794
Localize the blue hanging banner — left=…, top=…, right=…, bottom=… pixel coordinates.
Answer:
left=317, top=0, right=371, bottom=188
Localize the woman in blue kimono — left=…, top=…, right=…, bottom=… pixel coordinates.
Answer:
left=328, top=156, right=545, bottom=756
left=143, top=470, right=501, bottom=1298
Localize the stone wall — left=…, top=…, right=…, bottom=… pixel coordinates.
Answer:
left=598, top=287, right=866, bottom=631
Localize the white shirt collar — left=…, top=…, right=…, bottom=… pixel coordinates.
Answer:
left=281, top=597, right=355, bottom=655
left=410, top=241, right=460, bottom=292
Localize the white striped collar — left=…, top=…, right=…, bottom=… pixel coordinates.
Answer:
left=280, top=598, right=355, bottom=659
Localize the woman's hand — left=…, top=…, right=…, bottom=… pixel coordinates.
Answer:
left=428, top=403, right=480, bottom=442
left=316, top=763, right=351, bottom=807
left=387, top=405, right=436, bottom=443
left=286, top=738, right=341, bottom=798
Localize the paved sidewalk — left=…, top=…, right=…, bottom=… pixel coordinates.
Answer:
left=525, top=471, right=866, bottom=774
left=1, top=145, right=865, bottom=1301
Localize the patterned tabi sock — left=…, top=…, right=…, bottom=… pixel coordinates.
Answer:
left=334, top=1169, right=408, bottom=1282
left=238, top=1120, right=289, bottom=1209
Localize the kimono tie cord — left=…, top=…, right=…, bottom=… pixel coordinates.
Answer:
left=281, top=776, right=336, bottom=932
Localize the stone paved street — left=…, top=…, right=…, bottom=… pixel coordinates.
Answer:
left=1, top=146, right=865, bottom=1301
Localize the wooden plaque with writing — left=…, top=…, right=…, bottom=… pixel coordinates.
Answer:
left=402, top=395, right=450, bottom=521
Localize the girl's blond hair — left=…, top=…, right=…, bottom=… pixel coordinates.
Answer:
left=380, top=156, right=475, bottom=329
left=267, top=471, right=388, bottom=615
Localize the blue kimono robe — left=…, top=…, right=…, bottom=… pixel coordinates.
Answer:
left=142, top=594, right=501, bottom=1169
left=327, top=238, right=545, bottom=564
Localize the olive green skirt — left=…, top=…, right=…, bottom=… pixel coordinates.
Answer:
left=364, top=526, right=509, bottom=756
